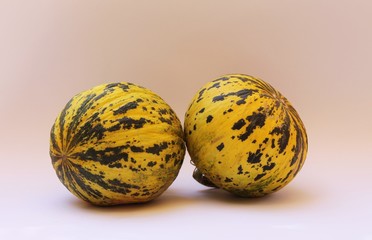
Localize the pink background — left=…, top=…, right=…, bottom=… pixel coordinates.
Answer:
left=1, top=1, right=371, bottom=239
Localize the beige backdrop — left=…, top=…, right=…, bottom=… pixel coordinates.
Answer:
left=1, top=1, right=372, bottom=238
left=1, top=1, right=371, bottom=153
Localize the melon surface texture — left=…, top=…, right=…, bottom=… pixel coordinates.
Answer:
left=184, top=74, right=308, bottom=197
left=50, top=82, right=185, bottom=206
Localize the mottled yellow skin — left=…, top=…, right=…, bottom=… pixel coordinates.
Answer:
left=50, top=82, right=185, bottom=206
left=184, top=74, right=308, bottom=197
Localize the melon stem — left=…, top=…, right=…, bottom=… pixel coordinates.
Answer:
left=192, top=168, right=217, bottom=188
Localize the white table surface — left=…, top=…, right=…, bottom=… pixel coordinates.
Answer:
left=1, top=136, right=371, bottom=240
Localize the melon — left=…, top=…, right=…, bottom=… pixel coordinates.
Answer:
left=184, top=74, right=308, bottom=197
left=50, top=82, right=185, bottom=206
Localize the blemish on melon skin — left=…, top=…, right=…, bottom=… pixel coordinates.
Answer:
left=254, top=173, right=266, bottom=181
left=237, top=112, right=266, bottom=142
left=211, top=89, right=256, bottom=104
left=223, top=108, right=233, bottom=115
left=145, top=142, right=169, bottom=155
left=224, top=177, right=233, bottom=183
left=207, top=82, right=221, bottom=90
left=263, top=162, right=276, bottom=171
left=216, top=143, right=225, bottom=151
left=212, top=95, right=225, bottom=102
left=237, top=165, right=243, bottom=175
left=206, top=115, right=213, bottom=123
left=270, top=124, right=290, bottom=154
left=130, top=146, right=144, bottom=153
left=247, top=150, right=263, bottom=164
left=113, top=101, right=139, bottom=115
left=271, top=139, right=276, bottom=149
left=147, top=161, right=157, bottom=167
left=231, top=119, right=246, bottom=130
left=196, top=88, right=207, bottom=103
left=281, top=170, right=293, bottom=183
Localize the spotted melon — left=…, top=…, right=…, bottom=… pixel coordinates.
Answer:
left=50, top=82, right=185, bottom=206
left=184, top=74, right=308, bottom=197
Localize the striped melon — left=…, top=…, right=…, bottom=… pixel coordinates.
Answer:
left=184, top=74, right=308, bottom=197
left=50, top=82, right=185, bottom=206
